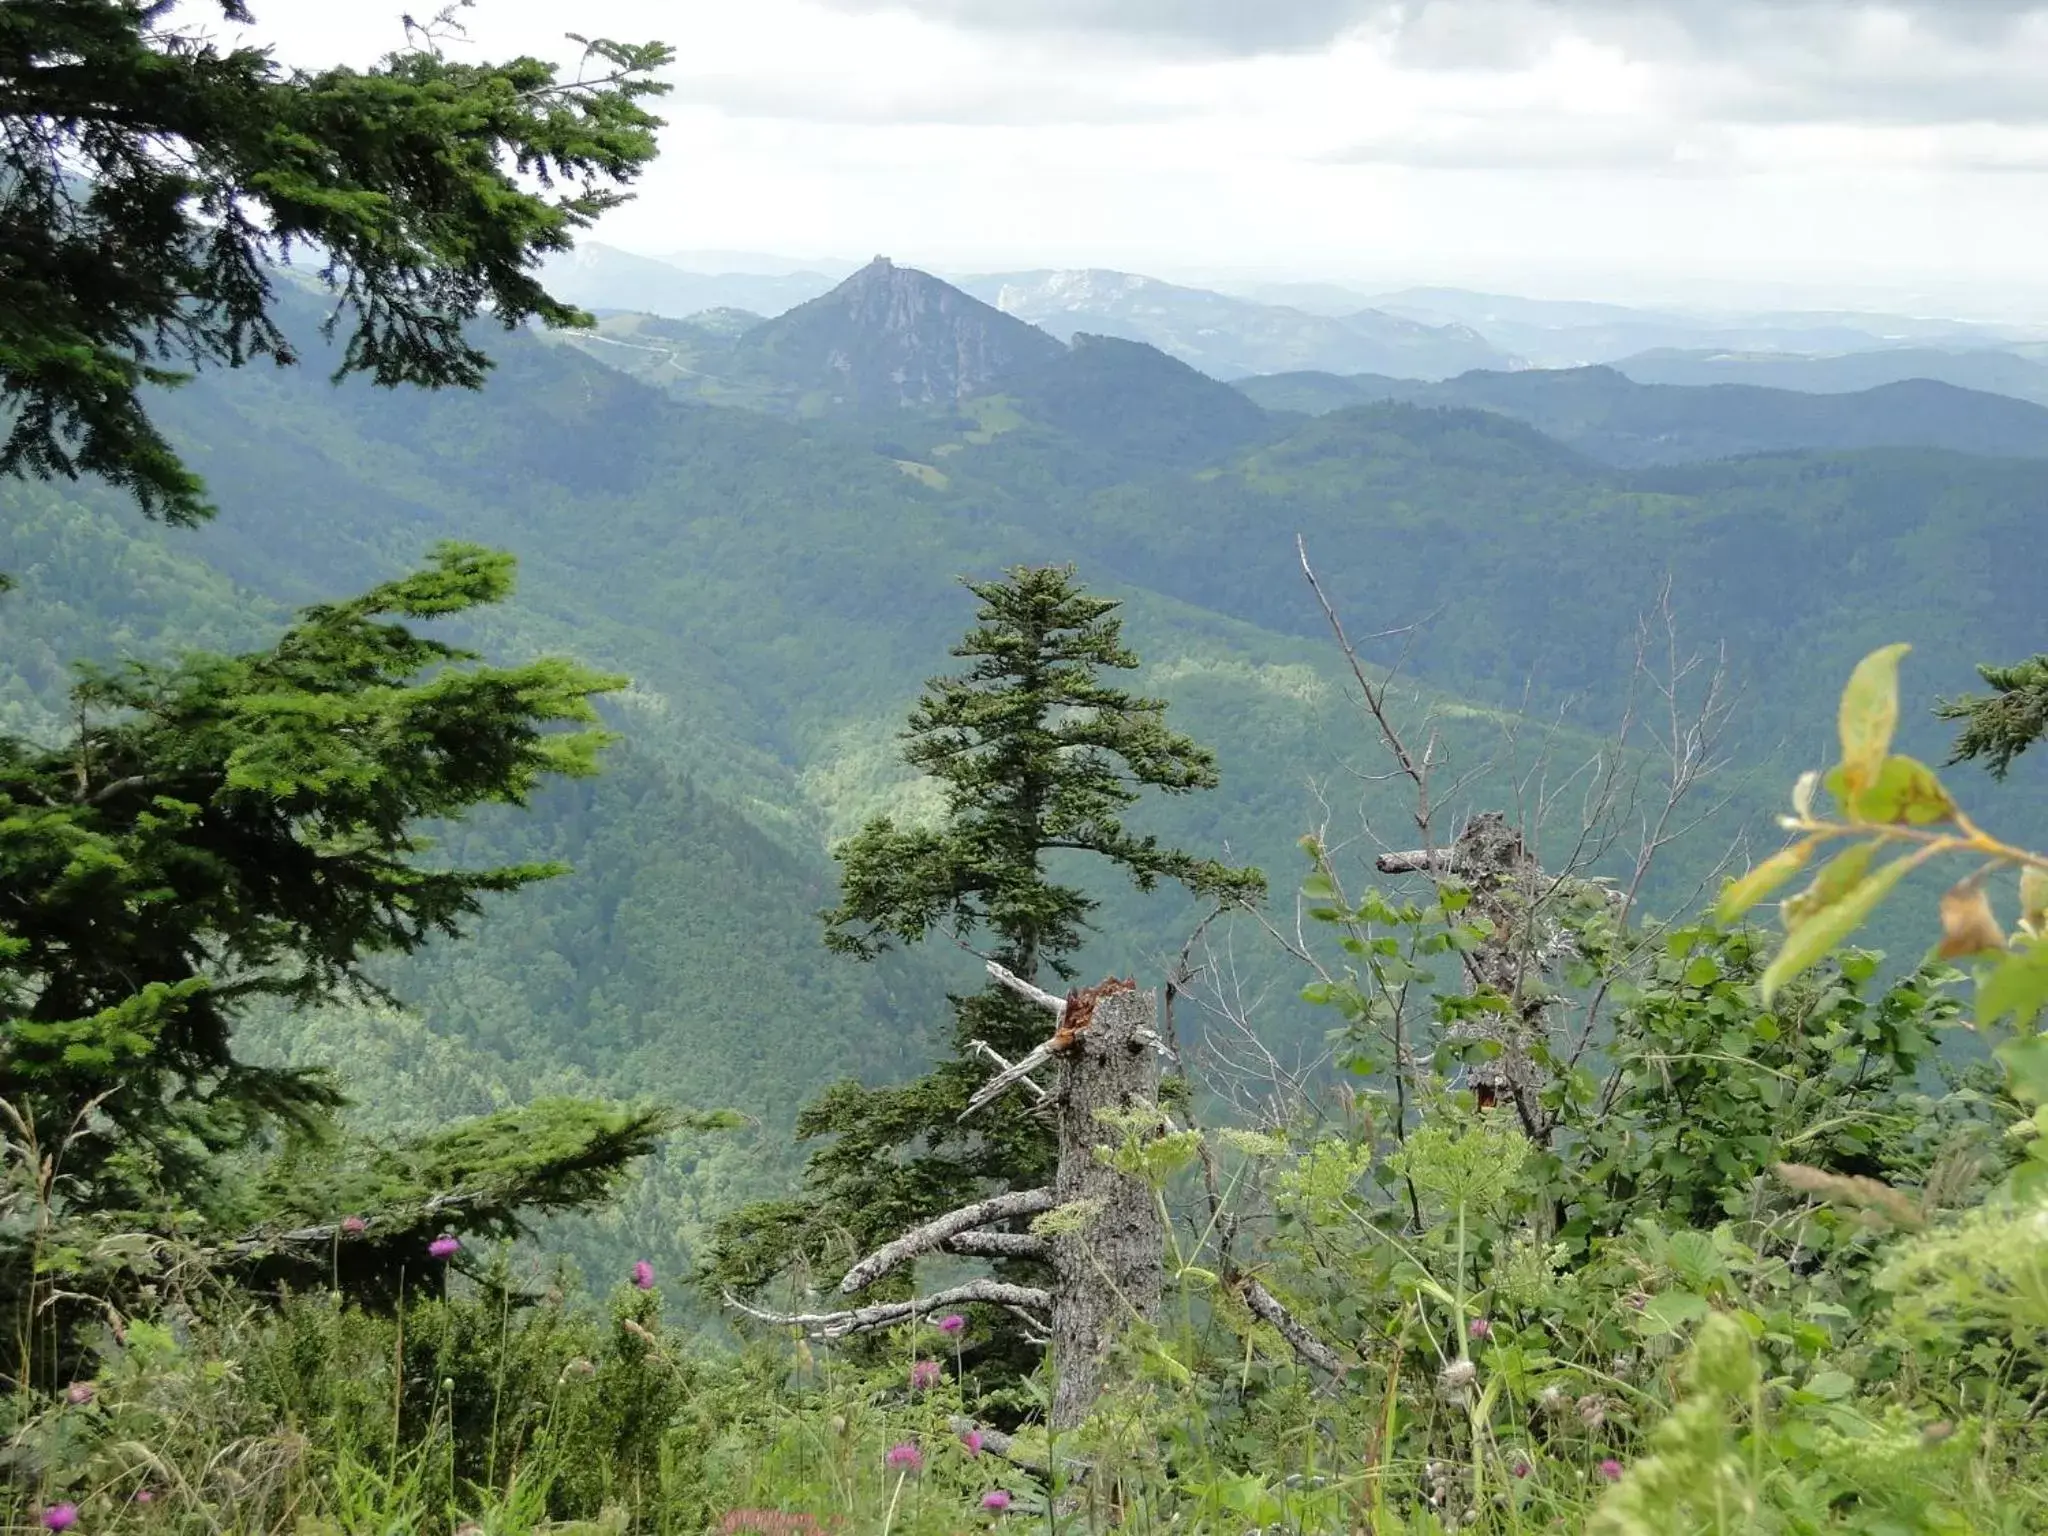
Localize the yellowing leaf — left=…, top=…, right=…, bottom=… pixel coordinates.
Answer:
left=1716, top=837, right=1820, bottom=926
left=1936, top=880, right=2006, bottom=959
left=1851, top=755, right=1955, bottom=826
left=1761, top=851, right=1926, bottom=1004
left=1782, top=840, right=1879, bottom=933
left=1836, top=644, right=1911, bottom=799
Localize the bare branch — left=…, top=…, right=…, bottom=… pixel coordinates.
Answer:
left=961, top=1042, right=1058, bottom=1120
left=1376, top=848, right=1463, bottom=875
left=944, top=1229, right=1048, bottom=1261
left=839, top=1187, right=1054, bottom=1293
left=1297, top=534, right=1431, bottom=802
left=964, top=1039, right=1049, bottom=1104
left=987, top=960, right=1066, bottom=1015
left=948, top=1416, right=1069, bottom=1476
left=1240, top=1276, right=1346, bottom=1376
left=726, top=1279, right=1052, bottom=1339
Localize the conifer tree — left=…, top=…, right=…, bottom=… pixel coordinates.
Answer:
left=0, top=0, right=670, bottom=528
left=712, top=566, right=1260, bottom=1369
left=1940, top=653, right=2048, bottom=779
left=0, top=544, right=623, bottom=1209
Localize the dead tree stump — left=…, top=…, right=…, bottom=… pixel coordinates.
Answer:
left=1048, top=980, right=1166, bottom=1432
left=1378, top=811, right=1552, bottom=1128
left=727, top=965, right=1175, bottom=1443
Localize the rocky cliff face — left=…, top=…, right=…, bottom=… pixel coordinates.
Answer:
left=737, top=257, right=1066, bottom=410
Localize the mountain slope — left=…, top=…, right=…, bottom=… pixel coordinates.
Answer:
left=1232, top=366, right=2048, bottom=464
left=731, top=256, right=1067, bottom=411
left=990, top=333, right=1281, bottom=470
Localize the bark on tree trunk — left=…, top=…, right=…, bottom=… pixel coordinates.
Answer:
left=1048, top=982, right=1166, bottom=1433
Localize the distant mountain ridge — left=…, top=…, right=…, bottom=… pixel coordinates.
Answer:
left=1614, top=347, right=2048, bottom=407
left=960, top=267, right=1513, bottom=380
left=539, top=242, right=840, bottom=320
left=1232, top=364, right=2048, bottom=465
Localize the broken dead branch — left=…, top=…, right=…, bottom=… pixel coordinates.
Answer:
left=839, top=1187, right=1054, bottom=1293
left=964, top=1039, right=1050, bottom=1103
left=943, top=1229, right=1048, bottom=1261
left=986, top=959, right=1066, bottom=1015
left=727, top=1279, right=1052, bottom=1339
left=1239, top=1276, right=1345, bottom=1376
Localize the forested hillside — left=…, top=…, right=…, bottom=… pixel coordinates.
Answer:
left=9, top=262, right=2047, bottom=1295
left=18, top=6, right=2048, bottom=1533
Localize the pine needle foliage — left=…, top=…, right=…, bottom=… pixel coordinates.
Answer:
left=1939, top=653, right=2048, bottom=780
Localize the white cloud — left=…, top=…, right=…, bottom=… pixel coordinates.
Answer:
left=204, top=0, right=2048, bottom=308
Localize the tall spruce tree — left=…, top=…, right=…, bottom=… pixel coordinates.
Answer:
left=712, top=566, right=1261, bottom=1372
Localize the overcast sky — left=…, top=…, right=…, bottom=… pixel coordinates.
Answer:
left=227, top=0, right=2048, bottom=313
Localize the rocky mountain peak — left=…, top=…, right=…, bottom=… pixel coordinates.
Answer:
left=738, top=257, right=1065, bottom=410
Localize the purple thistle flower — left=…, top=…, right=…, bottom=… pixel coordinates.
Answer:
left=428, top=1234, right=460, bottom=1260
left=981, top=1490, right=1012, bottom=1511
left=632, top=1260, right=655, bottom=1290
left=909, top=1358, right=942, bottom=1390
left=340, top=1215, right=367, bottom=1235
left=884, top=1442, right=923, bottom=1472
left=65, top=1381, right=95, bottom=1406
left=961, top=1428, right=985, bottom=1456
left=1468, top=1317, right=1492, bottom=1341
left=43, top=1506, right=78, bottom=1533
left=936, top=1313, right=966, bottom=1335
left=1512, top=1457, right=1531, bottom=1478
left=1599, top=1458, right=1625, bottom=1482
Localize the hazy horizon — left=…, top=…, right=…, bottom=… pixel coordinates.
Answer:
left=212, top=0, right=2048, bottom=324
left=568, top=240, right=2048, bottom=328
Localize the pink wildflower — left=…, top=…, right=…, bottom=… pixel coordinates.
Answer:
left=1599, top=1458, right=1624, bottom=1482
left=960, top=1428, right=985, bottom=1456
left=340, top=1215, right=367, bottom=1235
left=632, top=1260, right=655, bottom=1290
left=64, top=1381, right=95, bottom=1406
left=884, top=1441, right=924, bottom=1472
left=1468, top=1317, right=1492, bottom=1341
left=132, top=1491, right=154, bottom=1505
left=43, top=1506, right=78, bottom=1533
left=936, top=1313, right=966, bottom=1335
left=428, top=1234, right=460, bottom=1260
left=909, top=1358, right=942, bottom=1390
left=1511, top=1457, right=1531, bottom=1478
left=981, top=1491, right=1012, bottom=1511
